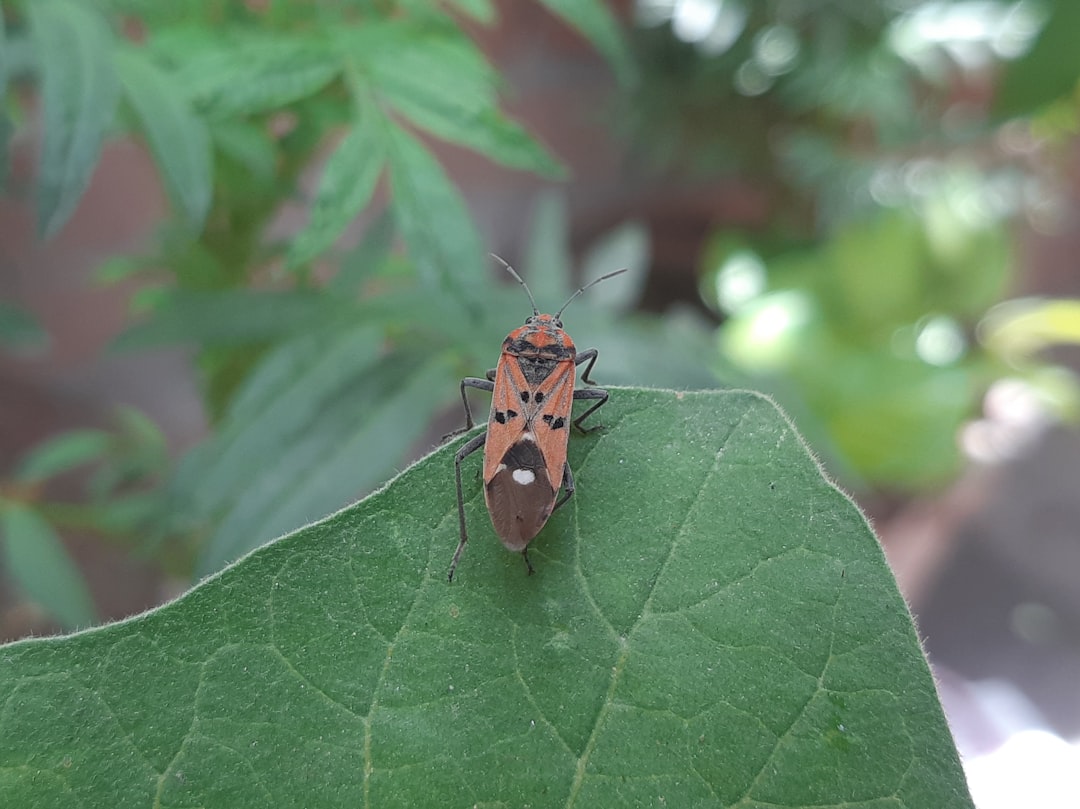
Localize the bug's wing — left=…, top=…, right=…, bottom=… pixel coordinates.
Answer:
left=532, top=360, right=575, bottom=488
left=483, top=357, right=525, bottom=480
left=484, top=439, right=556, bottom=551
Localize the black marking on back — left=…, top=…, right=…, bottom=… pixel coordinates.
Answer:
left=494, top=409, right=520, bottom=425
left=515, top=355, right=561, bottom=386
left=541, top=414, right=566, bottom=430
left=500, top=440, right=545, bottom=473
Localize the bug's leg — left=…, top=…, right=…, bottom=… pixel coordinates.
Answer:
left=449, top=431, right=487, bottom=583
left=553, top=460, right=575, bottom=512
left=571, top=387, right=609, bottom=434
left=442, top=377, right=495, bottom=442
left=522, top=548, right=535, bottom=576
left=575, top=348, right=600, bottom=385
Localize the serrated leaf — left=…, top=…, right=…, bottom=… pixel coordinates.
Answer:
left=386, top=125, right=485, bottom=301
left=14, top=429, right=111, bottom=483
left=537, top=0, right=635, bottom=85
left=0, top=389, right=973, bottom=808
left=368, top=34, right=561, bottom=176
left=28, top=0, right=121, bottom=237
left=177, top=34, right=340, bottom=118
left=288, top=112, right=386, bottom=269
left=114, top=48, right=212, bottom=230
left=0, top=503, right=95, bottom=629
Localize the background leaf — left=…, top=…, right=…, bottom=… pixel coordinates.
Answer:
left=0, top=389, right=972, bottom=808
left=28, top=0, right=121, bottom=237
left=174, top=33, right=340, bottom=118
left=0, top=504, right=96, bottom=629
left=0, top=9, right=9, bottom=188
left=0, top=301, right=48, bottom=351
left=387, top=126, right=485, bottom=303
left=112, top=289, right=332, bottom=350
left=114, top=48, right=212, bottom=231
left=287, top=109, right=386, bottom=269
left=14, top=429, right=111, bottom=483
left=994, top=0, right=1080, bottom=119
left=537, top=0, right=635, bottom=85
left=367, top=27, right=561, bottom=176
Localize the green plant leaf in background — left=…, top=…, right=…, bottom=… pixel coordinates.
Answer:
left=174, top=33, right=340, bottom=119
left=444, top=0, right=496, bottom=25
left=0, top=7, right=9, bottom=188
left=365, top=24, right=563, bottom=177
left=0, top=389, right=973, bottom=808
left=111, top=289, right=331, bottom=350
left=114, top=48, right=213, bottom=231
left=0, top=301, right=48, bottom=351
left=537, top=0, right=636, bottom=85
left=13, top=429, right=111, bottom=484
left=27, top=0, right=121, bottom=237
left=386, top=126, right=485, bottom=302
left=994, top=0, right=1080, bottom=120
left=0, top=503, right=96, bottom=629
left=287, top=104, right=387, bottom=269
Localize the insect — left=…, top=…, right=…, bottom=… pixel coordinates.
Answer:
left=447, top=256, right=626, bottom=582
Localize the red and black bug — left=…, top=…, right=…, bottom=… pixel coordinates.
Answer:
left=447, top=257, right=625, bottom=582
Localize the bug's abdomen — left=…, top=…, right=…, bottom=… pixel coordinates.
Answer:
left=484, top=439, right=556, bottom=551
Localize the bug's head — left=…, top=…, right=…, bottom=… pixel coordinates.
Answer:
left=525, top=312, right=562, bottom=329
left=490, top=253, right=628, bottom=324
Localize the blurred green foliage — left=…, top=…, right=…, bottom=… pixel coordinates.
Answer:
left=1, top=0, right=1079, bottom=628
left=629, top=0, right=1080, bottom=489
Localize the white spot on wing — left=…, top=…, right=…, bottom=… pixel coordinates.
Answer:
left=521, top=432, right=536, bottom=442
left=512, top=469, right=536, bottom=485
left=495, top=463, right=507, bottom=473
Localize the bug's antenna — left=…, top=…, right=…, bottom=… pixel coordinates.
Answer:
left=490, top=253, right=538, bottom=317
left=556, top=268, right=628, bottom=320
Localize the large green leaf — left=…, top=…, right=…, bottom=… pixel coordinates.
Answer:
left=28, top=0, right=121, bottom=237
left=0, top=389, right=972, bottom=808
left=114, top=48, right=212, bottom=231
